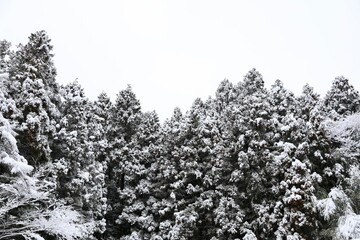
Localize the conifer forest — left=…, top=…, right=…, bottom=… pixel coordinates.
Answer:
left=1, top=31, right=360, bottom=240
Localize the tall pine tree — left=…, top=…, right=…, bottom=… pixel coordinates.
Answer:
left=6, top=31, right=61, bottom=166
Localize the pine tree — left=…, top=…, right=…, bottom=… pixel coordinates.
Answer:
left=150, top=107, right=186, bottom=239
left=323, top=76, right=360, bottom=118
left=318, top=112, right=360, bottom=238
left=297, top=84, right=320, bottom=121
left=211, top=69, right=272, bottom=238
left=6, top=31, right=61, bottom=166
left=90, top=92, right=113, bottom=164
left=116, top=110, right=161, bottom=239
left=105, top=85, right=143, bottom=238
left=0, top=40, right=11, bottom=74
left=215, top=79, right=237, bottom=112
left=0, top=106, right=94, bottom=239
left=4, top=31, right=360, bottom=239
left=166, top=98, right=210, bottom=238
left=54, top=81, right=107, bottom=236
left=269, top=79, right=296, bottom=119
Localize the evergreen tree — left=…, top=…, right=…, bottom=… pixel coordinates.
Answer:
left=269, top=79, right=297, bottom=118
left=215, top=79, right=237, bottom=112
left=3, top=31, right=360, bottom=239
left=90, top=92, right=113, bottom=164
left=54, top=81, right=107, bottom=236
left=296, top=84, right=320, bottom=124
left=105, top=85, right=143, bottom=238
left=211, top=69, right=272, bottom=238
left=165, top=98, right=211, bottom=239
left=0, top=40, right=11, bottom=74
left=116, top=110, right=161, bottom=239
left=150, top=107, right=186, bottom=239
left=316, top=112, right=360, bottom=238
left=6, top=31, right=61, bottom=165
left=0, top=107, right=94, bottom=239
left=323, top=76, right=360, bottom=118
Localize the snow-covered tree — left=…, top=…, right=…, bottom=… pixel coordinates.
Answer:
left=105, top=85, right=144, bottom=237
left=91, top=92, right=113, bottom=163
left=0, top=40, right=11, bottom=74
left=215, top=79, right=237, bottom=112
left=6, top=30, right=61, bottom=165
left=303, top=94, right=360, bottom=239
left=297, top=83, right=320, bottom=121
left=4, top=31, right=360, bottom=239
left=319, top=113, right=360, bottom=239
left=323, top=76, right=360, bottom=119
left=54, top=81, right=107, bottom=235
left=0, top=109, right=94, bottom=239
left=270, top=79, right=297, bottom=118
left=148, top=107, right=186, bottom=239
left=115, top=110, right=161, bottom=239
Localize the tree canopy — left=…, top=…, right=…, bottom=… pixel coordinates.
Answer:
left=1, top=31, right=360, bottom=239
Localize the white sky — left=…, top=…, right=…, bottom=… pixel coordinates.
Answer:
left=1, top=0, right=360, bottom=120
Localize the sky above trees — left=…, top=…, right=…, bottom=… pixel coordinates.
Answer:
left=1, top=0, right=359, bottom=120
left=1, top=30, right=360, bottom=239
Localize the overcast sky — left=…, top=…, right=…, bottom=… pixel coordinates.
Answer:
left=1, top=0, right=359, bottom=120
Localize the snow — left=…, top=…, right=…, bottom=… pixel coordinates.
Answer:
left=276, top=141, right=296, bottom=153
left=317, top=198, right=336, bottom=221
left=32, top=206, right=95, bottom=239
left=317, top=188, right=353, bottom=224
left=336, top=214, right=360, bottom=239
left=328, top=187, right=348, bottom=201
left=0, top=113, right=33, bottom=175
left=284, top=186, right=302, bottom=204
left=314, top=150, right=323, bottom=159
left=280, top=125, right=291, bottom=132
left=24, top=233, right=45, bottom=240
left=1, top=36, right=360, bottom=239
left=79, top=171, right=90, bottom=182
left=291, top=159, right=306, bottom=170
left=326, top=112, right=360, bottom=147
left=0, top=154, right=33, bottom=175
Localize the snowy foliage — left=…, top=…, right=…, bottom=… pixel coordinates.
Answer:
left=0, top=111, right=93, bottom=239
left=5, top=30, right=61, bottom=165
left=325, top=112, right=360, bottom=155
left=336, top=213, right=360, bottom=239
left=323, top=76, right=360, bottom=118
left=2, top=31, right=360, bottom=239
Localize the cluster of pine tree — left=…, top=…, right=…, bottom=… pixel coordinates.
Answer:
left=1, top=31, right=360, bottom=240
